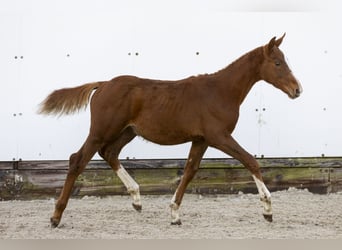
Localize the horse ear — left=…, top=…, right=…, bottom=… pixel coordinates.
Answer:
left=266, top=33, right=286, bottom=55
left=266, top=37, right=277, bottom=55
left=275, top=33, right=286, bottom=47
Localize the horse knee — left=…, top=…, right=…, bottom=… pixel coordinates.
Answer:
left=189, top=165, right=199, bottom=178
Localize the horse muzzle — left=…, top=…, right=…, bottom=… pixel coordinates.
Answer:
left=294, top=88, right=301, bottom=98
left=288, top=80, right=303, bottom=99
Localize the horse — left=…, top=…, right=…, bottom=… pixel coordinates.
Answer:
left=39, top=33, right=302, bottom=227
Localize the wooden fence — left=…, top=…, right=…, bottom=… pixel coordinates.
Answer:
left=1, top=157, right=342, bottom=200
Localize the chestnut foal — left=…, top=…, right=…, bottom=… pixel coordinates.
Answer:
left=39, top=34, right=302, bottom=227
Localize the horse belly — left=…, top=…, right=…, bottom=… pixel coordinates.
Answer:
left=130, top=120, right=195, bottom=146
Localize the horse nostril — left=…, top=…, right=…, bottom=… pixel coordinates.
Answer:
left=296, top=88, right=301, bottom=95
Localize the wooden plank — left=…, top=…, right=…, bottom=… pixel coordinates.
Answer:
left=17, top=159, right=186, bottom=170
left=0, top=161, right=15, bottom=170
left=330, top=167, right=342, bottom=193
left=1, top=157, right=342, bottom=200
left=0, top=169, right=69, bottom=200
left=6, top=157, right=342, bottom=170
left=0, top=171, right=16, bottom=199
left=18, top=161, right=69, bottom=170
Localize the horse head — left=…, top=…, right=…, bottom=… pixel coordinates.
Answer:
left=260, top=33, right=303, bottom=99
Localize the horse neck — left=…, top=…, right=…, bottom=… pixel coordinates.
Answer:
left=214, top=47, right=264, bottom=105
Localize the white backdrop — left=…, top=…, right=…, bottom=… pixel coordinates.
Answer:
left=1, top=0, right=341, bottom=160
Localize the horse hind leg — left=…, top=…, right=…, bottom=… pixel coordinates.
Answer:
left=98, top=127, right=142, bottom=211
left=116, top=166, right=142, bottom=211
left=51, top=136, right=101, bottom=228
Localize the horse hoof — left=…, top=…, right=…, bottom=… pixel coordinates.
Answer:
left=263, top=214, right=273, bottom=222
left=50, top=217, right=60, bottom=228
left=132, top=203, right=142, bottom=212
left=171, top=219, right=182, bottom=225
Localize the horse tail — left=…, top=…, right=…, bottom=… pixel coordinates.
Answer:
left=38, top=82, right=102, bottom=116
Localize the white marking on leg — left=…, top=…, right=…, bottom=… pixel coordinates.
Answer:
left=116, top=165, right=141, bottom=207
left=253, top=175, right=272, bottom=216
left=170, top=189, right=181, bottom=224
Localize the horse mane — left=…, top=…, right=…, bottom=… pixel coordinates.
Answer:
left=212, top=46, right=264, bottom=77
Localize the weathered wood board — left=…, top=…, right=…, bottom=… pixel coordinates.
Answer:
left=1, top=157, right=342, bottom=200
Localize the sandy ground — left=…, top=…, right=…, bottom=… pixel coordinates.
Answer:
left=1, top=188, right=342, bottom=239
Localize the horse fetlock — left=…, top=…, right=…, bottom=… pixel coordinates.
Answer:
left=51, top=202, right=65, bottom=228
left=260, top=196, right=272, bottom=222
left=260, top=195, right=271, bottom=204
left=50, top=216, right=61, bottom=228
left=170, top=202, right=181, bottom=225
left=128, top=188, right=142, bottom=211
left=170, top=202, right=179, bottom=210
left=260, top=195, right=272, bottom=210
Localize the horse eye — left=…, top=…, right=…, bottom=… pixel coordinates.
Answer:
left=275, top=61, right=281, bottom=66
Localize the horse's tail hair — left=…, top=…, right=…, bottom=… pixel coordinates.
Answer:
left=38, top=82, right=102, bottom=116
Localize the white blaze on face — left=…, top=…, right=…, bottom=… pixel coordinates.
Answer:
left=286, top=56, right=303, bottom=95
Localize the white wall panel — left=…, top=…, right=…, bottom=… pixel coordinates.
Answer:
left=1, top=0, right=341, bottom=160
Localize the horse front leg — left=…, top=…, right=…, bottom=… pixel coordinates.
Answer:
left=252, top=175, right=272, bottom=221
left=209, top=134, right=273, bottom=222
left=170, top=140, right=208, bottom=225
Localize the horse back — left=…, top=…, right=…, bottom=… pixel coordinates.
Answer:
left=90, top=75, right=215, bottom=144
